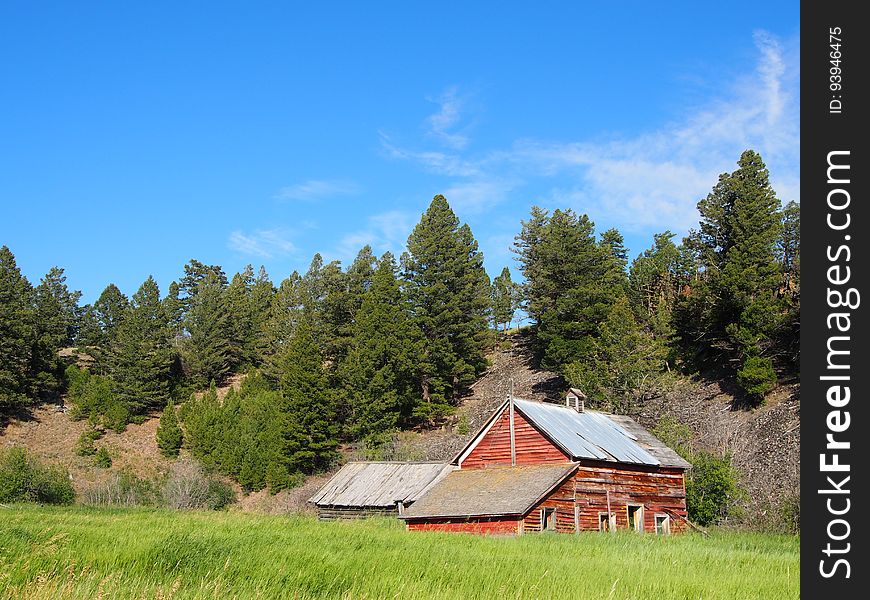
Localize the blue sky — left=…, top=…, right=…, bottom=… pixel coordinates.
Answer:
left=1, top=2, right=799, bottom=303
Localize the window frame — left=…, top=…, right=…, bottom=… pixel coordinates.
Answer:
left=626, top=504, right=645, bottom=532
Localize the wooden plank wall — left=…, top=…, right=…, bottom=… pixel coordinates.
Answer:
left=461, top=409, right=569, bottom=468
left=525, top=465, right=688, bottom=534
left=407, top=517, right=521, bottom=535
left=316, top=506, right=398, bottom=520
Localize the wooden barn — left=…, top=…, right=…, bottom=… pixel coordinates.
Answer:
left=309, top=461, right=454, bottom=520
left=399, top=393, right=691, bottom=534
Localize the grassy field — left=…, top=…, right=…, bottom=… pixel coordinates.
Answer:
left=0, top=505, right=798, bottom=599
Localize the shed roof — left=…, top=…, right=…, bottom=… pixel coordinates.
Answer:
left=310, top=462, right=455, bottom=508
left=399, top=464, right=578, bottom=519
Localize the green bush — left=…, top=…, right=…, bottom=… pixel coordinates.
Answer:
left=0, top=447, right=75, bottom=505
left=737, top=355, right=777, bottom=402
left=94, top=447, right=112, bottom=468
left=653, top=417, right=743, bottom=527
left=685, top=449, right=743, bottom=526
left=156, top=400, right=183, bottom=458
left=103, top=400, right=130, bottom=433
left=76, top=427, right=103, bottom=457
left=205, top=478, right=237, bottom=510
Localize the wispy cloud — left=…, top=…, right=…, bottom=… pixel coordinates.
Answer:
left=228, top=229, right=296, bottom=258
left=441, top=179, right=520, bottom=215
left=425, top=86, right=470, bottom=150
left=380, top=31, right=799, bottom=233
left=379, top=132, right=480, bottom=177
left=332, top=210, right=415, bottom=262
left=274, top=179, right=361, bottom=202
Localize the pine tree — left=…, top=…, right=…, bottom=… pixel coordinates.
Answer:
left=30, top=267, right=82, bottom=399
left=775, top=201, right=800, bottom=368
left=629, top=231, right=694, bottom=340
left=515, top=208, right=623, bottom=371
left=182, top=272, right=232, bottom=387
left=106, top=276, right=172, bottom=417
left=225, top=266, right=256, bottom=371
left=564, top=298, right=668, bottom=413
left=404, top=195, right=491, bottom=414
left=77, top=283, right=129, bottom=352
left=273, top=322, right=338, bottom=474
left=260, top=271, right=305, bottom=371
left=178, top=259, right=227, bottom=312
left=491, top=267, right=519, bottom=333
left=181, top=383, right=222, bottom=465
left=341, top=252, right=422, bottom=440
left=682, top=150, right=783, bottom=400
left=248, top=266, right=275, bottom=366
left=0, top=246, right=34, bottom=412
left=156, top=400, right=183, bottom=458
left=513, top=205, right=550, bottom=323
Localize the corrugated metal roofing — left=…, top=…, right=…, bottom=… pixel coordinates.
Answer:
left=606, top=414, right=692, bottom=469
left=513, top=399, right=662, bottom=466
left=399, top=464, right=578, bottom=519
left=309, top=462, right=454, bottom=508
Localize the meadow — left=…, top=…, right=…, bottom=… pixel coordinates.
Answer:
left=0, top=505, right=799, bottom=599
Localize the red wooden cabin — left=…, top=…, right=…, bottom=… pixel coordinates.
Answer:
left=400, top=392, right=691, bottom=534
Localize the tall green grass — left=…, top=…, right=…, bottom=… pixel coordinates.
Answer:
left=0, top=505, right=798, bottom=599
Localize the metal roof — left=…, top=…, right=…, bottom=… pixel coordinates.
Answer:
left=513, top=399, right=662, bottom=466
left=309, top=462, right=455, bottom=508
left=399, top=464, right=578, bottom=519
left=606, top=414, right=692, bottom=469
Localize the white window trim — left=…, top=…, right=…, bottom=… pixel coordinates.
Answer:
left=627, top=504, right=644, bottom=532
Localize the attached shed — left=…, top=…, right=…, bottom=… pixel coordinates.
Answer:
left=400, top=464, right=578, bottom=534
left=404, top=395, right=691, bottom=534
left=309, top=461, right=454, bottom=520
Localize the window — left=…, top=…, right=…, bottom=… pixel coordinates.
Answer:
left=541, top=507, right=556, bottom=531
left=598, top=512, right=615, bottom=532
left=655, top=514, right=671, bottom=535
left=627, top=505, right=644, bottom=532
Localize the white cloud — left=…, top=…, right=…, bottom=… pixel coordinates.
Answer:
left=380, top=31, right=798, bottom=235
left=228, top=229, right=296, bottom=259
left=274, top=179, right=361, bottom=202
left=379, top=132, right=480, bottom=177
left=332, top=210, right=415, bottom=263
left=442, top=179, right=519, bottom=216
left=425, top=86, right=470, bottom=150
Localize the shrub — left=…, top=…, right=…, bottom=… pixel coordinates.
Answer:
left=94, top=447, right=112, bottom=468
left=685, top=449, right=743, bottom=526
left=156, top=400, right=183, bottom=458
left=0, top=447, right=75, bottom=505
left=737, top=355, right=777, bottom=402
left=653, top=416, right=744, bottom=527
left=82, top=469, right=157, bottom=507
left=456, top=413, right=471, bottom=435
left=76, top=427, right=103, bottom=457
left=103, top=400, right=130, bottom=433
left=161, top=458, right=236, bottom=510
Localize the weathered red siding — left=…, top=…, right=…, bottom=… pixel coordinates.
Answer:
left=460, top=409, right=569, bottom=468
left=407, top=517, right=521, bottom=535
left=524, top=464, right=688, bottom=533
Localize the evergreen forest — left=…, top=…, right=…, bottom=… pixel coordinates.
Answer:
left=1, top=150, right=799, bottom=493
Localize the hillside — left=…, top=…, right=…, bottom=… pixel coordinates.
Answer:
left=1, top=330, right=799, bottom=524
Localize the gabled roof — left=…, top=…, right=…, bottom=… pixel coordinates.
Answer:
left=309, top=462, right=454, bottom=508
left=399, top=464, right=578, bottom=519
left=453, top=398, right=690, bottom=469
